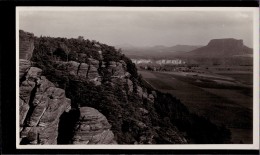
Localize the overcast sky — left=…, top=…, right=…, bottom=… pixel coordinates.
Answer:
left=19, top=8, right=254, bottom=47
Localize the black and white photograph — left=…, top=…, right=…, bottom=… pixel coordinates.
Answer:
left=16, top=7, right=259, bottom=149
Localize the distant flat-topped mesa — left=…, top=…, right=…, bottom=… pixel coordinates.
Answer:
left=207, top=38, right=244, bottom=48
left=19, top=30, right=34, bottom=60
left=185, top=38, right=253, bottom=57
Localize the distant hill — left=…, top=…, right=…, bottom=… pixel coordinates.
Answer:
left=183, top=38, right=253, bottom=58
left=118, top=44, right=202, bottom=59
left=165, top=45, right=203, bottom=52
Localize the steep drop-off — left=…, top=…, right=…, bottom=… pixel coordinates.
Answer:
left=19, top=30, right=231, bottom=144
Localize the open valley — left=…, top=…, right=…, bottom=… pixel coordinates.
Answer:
left=139, top=70, right=253, bottom=144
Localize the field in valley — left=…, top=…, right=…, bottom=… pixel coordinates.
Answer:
left=139, top=70, right=253, bottom=144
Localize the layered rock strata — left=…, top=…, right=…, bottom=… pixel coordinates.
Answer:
left=19, top=59, right=71, bottom=144
left=72, top=107, right=116, bottom=144
left=19, top=59, right=117, bottom=145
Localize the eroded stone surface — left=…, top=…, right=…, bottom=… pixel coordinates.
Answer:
left=19, top=61, right=71, bottom=144
left=72, top=107, right=116, bottom=144
left=53, top=60, right=101, bottom=85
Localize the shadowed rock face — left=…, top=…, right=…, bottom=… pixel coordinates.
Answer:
left=72, top=107, right=116, bottom=144
left=19, top=59, right=71, bottom=144
left=19, top=30, right=34, bottom=60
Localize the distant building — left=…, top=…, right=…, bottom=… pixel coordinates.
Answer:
left=155, top=59, right=185, bottom=65
left=131, top=58, right=185, bottom=65
left=131, top=59, right=152, bottom=64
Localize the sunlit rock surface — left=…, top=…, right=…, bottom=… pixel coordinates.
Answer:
left=19, top=60, right=71, bottom=144
left=72, top=107, right=117, bottom=144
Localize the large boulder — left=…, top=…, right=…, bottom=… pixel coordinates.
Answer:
left=72, top=107, right=116, bottom=144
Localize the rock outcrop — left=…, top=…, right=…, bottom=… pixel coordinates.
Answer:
left=19, top=30, right=34, bottom=60
left=72, top=107, right=116, bottom=144
left=53, top=58, right=133, bottom=87
left=53, top=59, right=101, bottom=85
left=19, top=59, right=71, bottom=144
left=19, top=59, right=117, bottom=145
left=107, top=60, right=127, bottom=77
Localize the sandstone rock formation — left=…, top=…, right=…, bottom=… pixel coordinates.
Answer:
left=19, top=59, right=71, bottom=144
left=19, top=59, right=31, bottom=79
left=72, top=107, right=116, bottom=144
left=53, top=59, right=101, bottom=85
left=20, top=59, right=117, bottom=145
left=52, top=58, right=134, bottom=87
left=107, top=61, right=127, bottom=77
left=19, top=30, right=34, bottom=60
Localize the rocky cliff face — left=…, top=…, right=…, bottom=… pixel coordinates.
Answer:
left=19, top=30, right=34, bottom=60
left=53, top=59, right=101, bottom=85
left=19, top=59, right=116, bottom=144
left=19, top=30, right=120, bottom=144
left=19, top=59, right=71, bottom=144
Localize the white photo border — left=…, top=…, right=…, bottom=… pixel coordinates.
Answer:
left=16, top=6, right=259, bottom=150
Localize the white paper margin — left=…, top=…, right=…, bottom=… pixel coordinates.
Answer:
left=16, top=7, right=259, bottom=150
